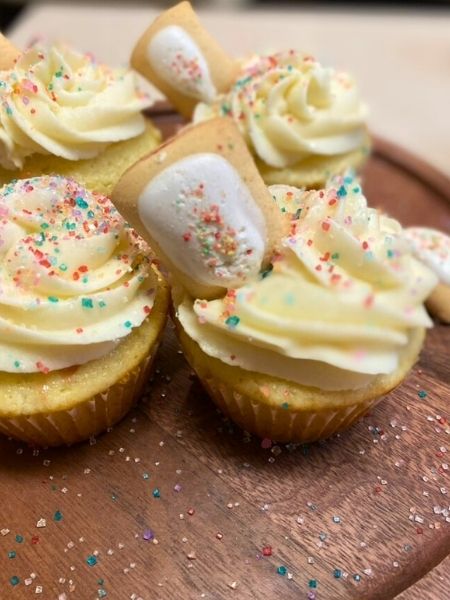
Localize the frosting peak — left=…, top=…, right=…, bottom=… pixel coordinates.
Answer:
left=0, top=44, right=153, bottom=169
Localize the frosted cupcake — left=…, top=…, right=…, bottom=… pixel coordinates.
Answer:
left=194, top=51, right=370, bottom=189
left=130, top=2, right=369, bottom=189
left=0, top=40, right=161, bottom=196
left=112, top=119, right=435, bottom=443
left=0, top=176, right=169, bottom=446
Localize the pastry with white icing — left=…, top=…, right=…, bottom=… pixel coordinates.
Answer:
left=131, top=1, right=238, bottom=118
left=112, top=117, right=288, bottom=300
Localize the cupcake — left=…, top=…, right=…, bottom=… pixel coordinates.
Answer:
left=111, top=119, right=436, bottom=443
left=130, top=2, right=369, bottom=189
left=0, top=38, right=161, bottom=196
left=0, top=176, right=169, bottom=446
left=195, top=51, right=370, bottom=189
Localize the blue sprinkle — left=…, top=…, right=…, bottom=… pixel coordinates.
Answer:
left=337, top=185, right=347, bottom=197
left=333, top=568, right=342, bottom=579
left=81, top=298, right=94, bottom=309
left=75, top=196, right=89, bottom=209
left=86, top=555, right=98, bottom=566
left=277, top=565, right=287, bottom=576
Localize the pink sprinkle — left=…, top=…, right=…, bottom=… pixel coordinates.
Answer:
left=36, top=361, right=49, bottom=374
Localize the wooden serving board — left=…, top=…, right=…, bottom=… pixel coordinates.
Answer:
left=0, top=110, right=449, bottom=600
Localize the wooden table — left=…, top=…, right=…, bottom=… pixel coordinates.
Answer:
left=0, top=114, right=449, bottom=600
left=1, top=5, right=450, bottom=599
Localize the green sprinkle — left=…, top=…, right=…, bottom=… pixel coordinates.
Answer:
left=59, top=263, right=68, bottom=271
left=15, top=535, right=23, bottom=543
left=48, top=296, right=59, bottom=303
left=55, top=70, right=63, bottom=78
left=225, top=315, right=240, bottom=329
left=143, top=473, right=150, bottom=480
left=284, top=292, right=295, bottom=306
left=86, top=555, right=97, bottom=566
left=281, top=402, right=289, bottom=410
left=87, top=210, right=95, bottom=218
left=152, top=488, right=161, bottom=498
left=97, top=579, right=104, bottom=586
left=8, top=551, right=16, bottom=559
left=53, top=510, right=63, bottom=522
left=81, top=298, right=94, bottom=309
left=14, top=360, right=20, bottom=369
left=277, top=566, right=287, bottom=576
left=337, top=185, right=347, bottom=197
left=387, top=249, right=394, bottom=258
left=98, top=590, right=107, bottom=599
left=308, top=579, right=317, bottom=588
left=10, top=576, right=20, bottom=586
left=331, top=252, right=340, bottom=260
left=98, top=301, right=106, bottom=308
left=75, top=196, right=89, bottom=209
left=333, top=568, right=342, bottom=579
left=418, top=390, right=427, bottom=399
left=124, top=320, right=132, bottom=329
left=40, top=222, right=49, bottom=229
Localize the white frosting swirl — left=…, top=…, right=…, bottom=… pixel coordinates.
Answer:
left=403, top=227, right=450, bottom=285
left=0, top=176, right=156, bottom=373
left=177, top=175, right=437, bottom=391
left=194, top=51, right=368, bottom=168
left=0, top=44, right=152, bottom=170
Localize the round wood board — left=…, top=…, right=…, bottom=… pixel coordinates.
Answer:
left=0, top=110, right=448, bottom=600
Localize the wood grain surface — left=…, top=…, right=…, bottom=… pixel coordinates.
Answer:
left=0, top=112, right=448, bottom=600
